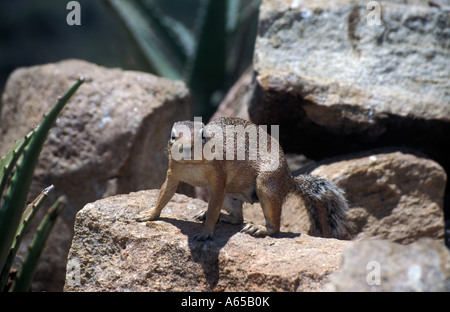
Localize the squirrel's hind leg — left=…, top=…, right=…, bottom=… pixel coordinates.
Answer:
left=241, top=175, right=283, bottom=237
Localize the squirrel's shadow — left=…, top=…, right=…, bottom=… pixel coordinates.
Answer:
left=158, top=216, right=300, bottom=290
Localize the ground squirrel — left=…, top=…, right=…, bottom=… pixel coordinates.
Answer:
left=136, top=117, right=353, bottom=241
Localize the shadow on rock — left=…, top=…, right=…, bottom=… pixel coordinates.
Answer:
left=160, top=217, right=300, bottom=289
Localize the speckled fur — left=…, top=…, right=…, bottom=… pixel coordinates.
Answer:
left=136, top=117, right=353, bottom=240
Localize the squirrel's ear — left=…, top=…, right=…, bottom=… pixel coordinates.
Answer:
left=170, top=128, right=177, bottom=143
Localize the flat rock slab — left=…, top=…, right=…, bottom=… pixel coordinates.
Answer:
left=325, top=238, right=450, bottom=291
left=250, top=0, right=450, bottom=170
left=64, top=190, right=351, bottom=292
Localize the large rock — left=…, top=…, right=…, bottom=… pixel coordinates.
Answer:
left=1, top=59, right=192, bottom=213
left=249, top=0, right=450, bottom=171
left=210, top=67, right=252, bottom=121
left=310, top=151, right=446, bottom=243
left=325, top=239, right=450, bottom=291
left=245, top=150, right=446, bottom=244
left=0, top=59, right=192, bottom=291
left=64, top=190, right=350, bottom=292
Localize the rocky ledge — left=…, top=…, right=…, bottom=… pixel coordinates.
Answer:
left=64, top=190, right=350, bottom=292
left=65, top=188, right=450, bottom=292
left=249, top=0, right=450, bottom=173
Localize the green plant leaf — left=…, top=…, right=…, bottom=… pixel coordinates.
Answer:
left=226, top=0, right=240, bottom=33
left=0, top=185, right=54, bottom=291
left=134, top=0, right=195, bottom=67
left=0, top=78, right=84, bottom=275
left=9, top=196, right=66, bottom=292
left=0, top=130, right=35, bottom=202
left=106, top=0, right=184, bottom=81
left=103, top=0, right=261, bottom=119
left=187, top=0, right=227, bottom=118
left=225, top=0, right=260, bottom=81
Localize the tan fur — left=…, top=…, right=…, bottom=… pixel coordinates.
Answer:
left=136, top=117, right=353, bottom=241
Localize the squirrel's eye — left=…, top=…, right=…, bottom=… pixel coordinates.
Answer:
left=200, top=128, right=207, bottom=143
left=170, top=129, right=177, bottom=143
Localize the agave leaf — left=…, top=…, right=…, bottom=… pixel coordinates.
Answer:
left=187, top=0, right=227, bottom=118
left=160, top=15, right=195, bottom=62
left=134, top=0, right=195, bottom=67
left=106, top=0, right=183, bottom=81
left=0, top=185, right=54, bottom=291
left=103, top=0, right=260, bottom=119
left=226, top=0, right=260, bottom=81
left=0, top=78, right=84, bottom=274
left=0, top=130, right=35, bottom=201
left=19, top=185, right=55, bottom=226
left=9, top=196, right=66, bottom=292
left=226, top=0, right=240, bottom=33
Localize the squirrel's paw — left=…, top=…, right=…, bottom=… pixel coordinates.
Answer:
left=135, top=209, right=160, bottom=222
left=241, top=223, right=268, bottom=237
left=194, top=231, right=213, bottom=241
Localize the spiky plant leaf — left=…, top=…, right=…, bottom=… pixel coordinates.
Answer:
left=103, top=0, right=260, bottom=119
left=0, top=130, right=35, bottom=202
left=0, top=185, right=54, bottom=291
left=225, top=0, right=261, bottom=81
left=187, top=0, right=227, bottom=118
left=0, top=78, right=84, bottom=274
left=106, top=0, right=184, bottom=80
left=134, top=0, right=195, bottom=67
left=9, top=196, right=66, bottom=292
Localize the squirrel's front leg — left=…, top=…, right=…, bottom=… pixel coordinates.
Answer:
left=136, top=176, right=179, bottom=222
left=194, top=183, right=226, bottom=241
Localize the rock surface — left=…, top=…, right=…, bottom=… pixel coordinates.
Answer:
left=325, top=238, right=450, bottom=291
left=210, top=67, right=252, bottom=121
left=245, top=150, right=446, bottom=244
left=0, top=59, right=192, bottom=213
left=249, top=0, right=450, bottom=171
left=0, top=59, right=192, bottom=291
left=310, top=150, right=446, bottom=243
left=64, top=190, right=351, bottom=292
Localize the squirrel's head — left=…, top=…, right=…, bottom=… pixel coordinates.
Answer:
left=168, top=120, right=208, bottom=163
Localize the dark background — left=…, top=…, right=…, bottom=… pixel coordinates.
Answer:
left=0, top=0, right=199, bottom=109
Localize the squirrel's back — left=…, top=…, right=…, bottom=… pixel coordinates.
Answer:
left=206, top=117, right=353, bottom=239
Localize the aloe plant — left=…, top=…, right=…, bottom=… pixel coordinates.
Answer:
left=9, top=196, right=66, bottom=292
left=0, top=185, right=54, bottom=290
left=104, top=0, right=261, bottom=119
left=0, top=78, right=84, bottom=291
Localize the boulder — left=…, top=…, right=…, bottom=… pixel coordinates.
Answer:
left=245, top=150, right=446, bottom=244
left=249, top=0, right=450, bottom=173
left=210, top=67, right=252, bottom=121
left=0, top=59, right=192, bottom=291
left=325, top=238, right=450, bottom=291
left=1, top=59, right=192, bottom=212
left=64, top=190, right=351, bottom=292
left=310, top=150, right=446, bottom=243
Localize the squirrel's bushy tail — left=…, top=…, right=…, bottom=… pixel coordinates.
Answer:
left=293, top=174, right=354, bottom=240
